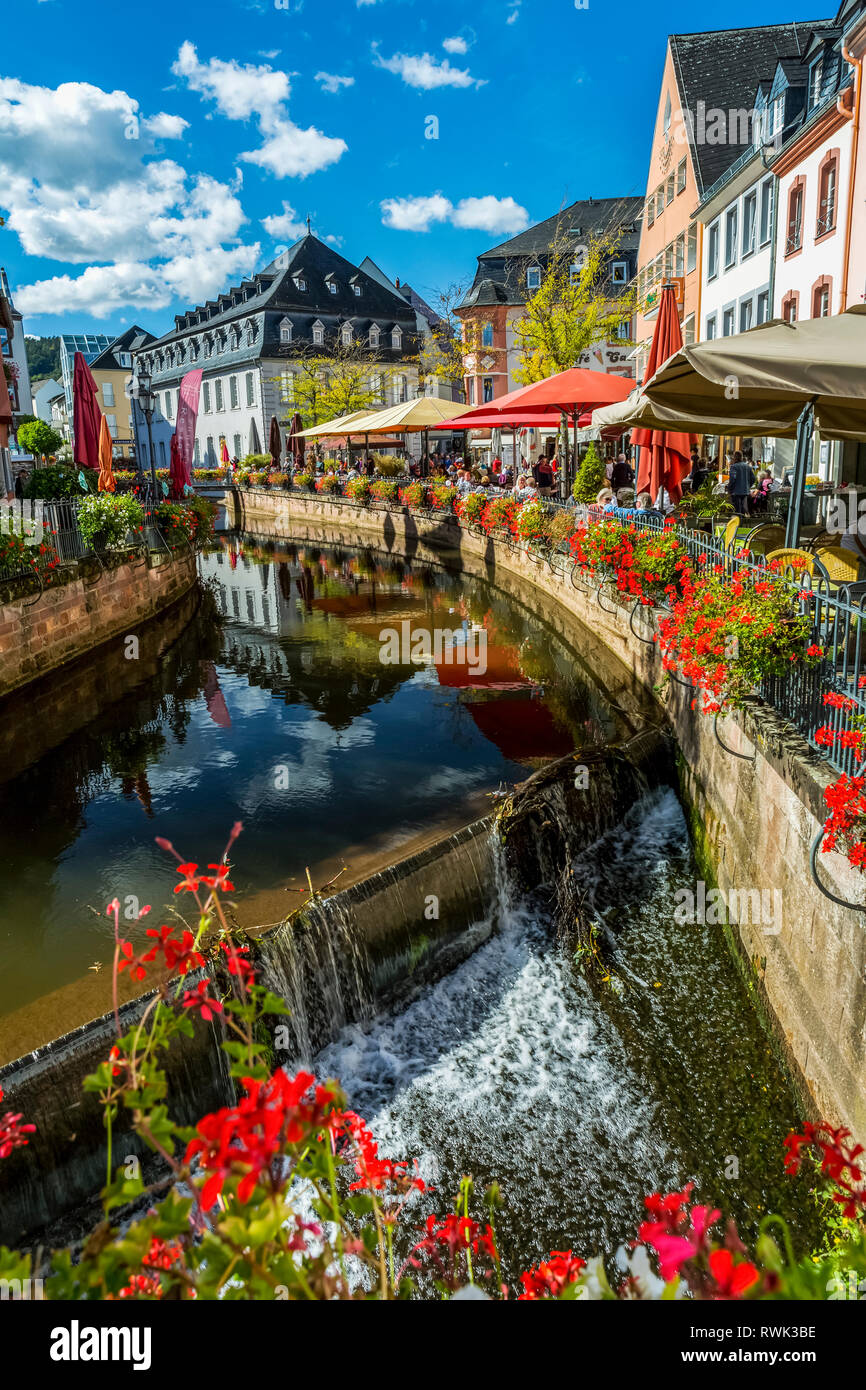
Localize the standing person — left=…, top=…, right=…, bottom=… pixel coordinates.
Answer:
left=536, top=455, right=554, bottom=495
left=14, top=470, right=25, bottom=499
left=610, top=453, right=633, bottom=491
left=727, top=450, right=755, bottom=517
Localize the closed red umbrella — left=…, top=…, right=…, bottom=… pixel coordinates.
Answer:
left=169, top=434, right=185, bottom=499
left=72, top=351, right=102, bottom=470
left=286, top=412, right=304, bottom=470
left=632, top=284, right=695, bottom=504
left=269, top=415, right=282, bottom=470
left=97, top=414, right=116, bottom=493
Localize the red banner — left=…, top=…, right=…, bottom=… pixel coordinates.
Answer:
left=174, top=368, right=203, bottom=486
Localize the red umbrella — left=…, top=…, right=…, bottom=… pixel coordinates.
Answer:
left=268, top=415, right=282, bottom=470
left=286, top=412, right=304, bottom=470
left=169, top=434, right=185, bottom=499
left=450, top=368, right=634, bottom=423
left=72, top=351, right=102, bottom=469
left=632, top=284, right=695, bottom=504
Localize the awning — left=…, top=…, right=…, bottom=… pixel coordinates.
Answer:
left=345, top=397, right=469, bottom=434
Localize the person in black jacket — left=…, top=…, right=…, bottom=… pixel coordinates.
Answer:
left=727, top=451, right=755, bottom=516
left=610, top=453, right=634, bottom=491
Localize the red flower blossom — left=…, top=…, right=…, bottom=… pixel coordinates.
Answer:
left=174, top=862, right=201, bottom=894
left=0, top=1087, right=36, bottom=1159
left=519, top=1250, right=586, bottom=1300
left=708, top=1248, right=759, bottom=1299
left=182, top=979, right=224, bottom=1022
left=201, top=863, right=235, bottom=892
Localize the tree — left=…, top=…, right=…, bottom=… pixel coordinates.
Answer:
left=24, top=336, right=61, bottom=383
left=512, top=224, right=637, bottom=386
left=17, top=419, right=63, bottom=456
left=276, top=333, right=418, bottom=430
left=573, top=441, right=607, bottom=503
left=418, top=282, right=472, bottom=394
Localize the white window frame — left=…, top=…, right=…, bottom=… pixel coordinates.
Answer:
left=526, top=266, right=541, bottom=291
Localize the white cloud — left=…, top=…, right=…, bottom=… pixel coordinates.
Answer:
left=173, top=42, right=348, bottom=178
left=506, top=2, right=521, bottom=23
left=442, top=36, right=469, bottom=55
left=380, top=193, right=528, bottom=235
left=143, top=111, right=189, bottom=139
left=0, top=75, right=260, bottom=317
left=373, top=48, right=485, bottom=90
left=315, top=71, right=355, bottom=93
left=261, top=201, right=308, bottom=239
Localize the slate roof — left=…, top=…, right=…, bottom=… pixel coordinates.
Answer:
left=89, top=324, right=156, bottom=370
left=669, top=20, right=836, bottom=194
left=461, top=196, right=643, bottom=309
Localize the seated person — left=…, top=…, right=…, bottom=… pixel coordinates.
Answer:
left=635, top=490, right=665, bottom=522
left=596, top=488, right=616, bottom=512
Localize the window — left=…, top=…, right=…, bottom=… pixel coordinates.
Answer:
left=724, top=206, right=738, bottom=267
left=723, top=306, right=735, bottom=337
left=281, top=369, right=295, bottom=402
left=782, top=292, right=798, bottom=323
left=656, top=187, right=664, bottom=218
left=391, top=327, right=403, bottom=349
left=165, top=391, right=173, bottom=419
left=106, top=413, right=118, bottom=438
left=353, top=284, right=362, bottom=297
left=786, top=181, right=804, bottom=254
left=483, top=377, right=493, bottom=403
left=467, top=378, right=475, bottom=405
left=279, top=317, right=292, bottom=344
left=616, top=320, right=630, bottom=339
left=675, top=237, right=684, bottom=278
left=809, top=58, right=823, bottom=109
left=102, top=382, right=115, bottom=408
left=676, top=158, right=687, bottom=194
left=759, top=178, right=774, bottom=245
left=203, top=382, right=211, bottom=413
left=817, top=155, right=837, bottom=236
left=772, top=95, right=784, bottom=137
left=293, top=277, right=306, bottom=292
left=683, top=314, right=695, bottom=346
left=394, top=374, right=407, bottom=404
left=229, top=376, right=239, bottom=410
left=526, top=266, right=541, bottom=290
left=482, top=322, right=494, bottom=347
left=312, top=321, right=324, bottom=346
left=341, top=322, right=353, bottom=346
left=215, top=379, right=224, bottom=411
left=756, top=290, right=770, bottom=324
left=664, top=244, right=673, bottom=279
left=246, top=322, right=256, bottom=346
left=369, top=324, right=380, bottom=349
left=328, top=281, right=338, bottom=295
left=611, top=261, right=628, bottom=284
left=706, top=314, right=717, bottom=340
left=687, top=224, right=697, bottom=274
left=233, top=434, right=242, bottom=458
left=158, top=440, right=167, bottom=468
left=646, top=196, right=655, bottom=228
left=812, top=279, right=831, bottom=317
left=666, top=175, right=674, bottom=205
left=740, top=299, right=753, bottom=333
left=190, top=340, right=199, bottom=361
left=245, top=372, right=255, bottom=407
left=229, top=325, right=241, bottom=350
left=741, top=191, right=756, bottom=257
left=204, top=337, right=213, bottom=359
left=206, top=436, right=215, bottom=464
left=708, top=221, right=720, bottom=279
left=193, top=438, right=201, bottom=465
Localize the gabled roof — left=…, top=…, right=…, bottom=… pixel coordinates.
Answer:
left=479, top=196, right=642, bottom=260
left=89, top=324, right=156, bottom=370
left=669, top=20, right=836, bottom=193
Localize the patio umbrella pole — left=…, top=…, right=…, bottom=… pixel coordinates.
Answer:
left=784, top=399, right=816, bottom=549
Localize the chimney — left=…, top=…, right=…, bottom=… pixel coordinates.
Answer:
left=395, top=277, right=400, bottom=288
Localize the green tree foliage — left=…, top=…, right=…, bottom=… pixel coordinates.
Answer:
left=17, top=419, right=63, bottom=456
left=572, top=442, right=608, bottom=503
left=24, top=336, right=61, bottom=383
left=279, top=335, right=416, bottom=427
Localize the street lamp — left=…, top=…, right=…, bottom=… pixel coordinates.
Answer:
left=135, top=368, right=158, bottom=502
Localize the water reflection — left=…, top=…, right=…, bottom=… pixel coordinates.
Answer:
left=0, top=536, right=622, bottom=1031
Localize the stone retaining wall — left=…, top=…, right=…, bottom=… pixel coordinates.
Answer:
left=0, top=551, right=198, bottom=699
left=231, top=487, right=866, bottom=1137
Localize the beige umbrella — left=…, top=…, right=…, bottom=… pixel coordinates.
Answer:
left=294, top=410, right=376, bottom=439
left=345, top=397, right=468, bottom=433
left=594, top=387, right=798, bottom=438
left=599, top=308, right=866, bottom=543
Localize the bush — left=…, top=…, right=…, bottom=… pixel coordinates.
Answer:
left=374, top=455, right=407, bottom=478
left=78, top=493, right=145, bottom=550
left=23, top=465, right=98, bottom=500
left=345, top=477, right=371, bottom=504
left=573, top=442, right=607, bottom=504
left=371, top=478, right=399, bottom=503
left=17, top=419, right=63, bottom=457
left=292, top=472, right=315, bottom=492
left=241, top=454, right=274, bottom=470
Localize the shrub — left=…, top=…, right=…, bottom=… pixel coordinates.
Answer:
left=23, top=465, right=98, bottom=500
left=78, top=493, right=145, bottom=550
left=371, top=478, right=399, bottom=503
left=241, top=454, right=274, bottom=470
left=293, top=472, right=315, bottom=492
left=573, top=442, right=607, bottom=504
left=345, top=477, right=371, bottom=504
left=155, top=501, right=196, bottom=550
left=374, top=455, right=407, bottom=478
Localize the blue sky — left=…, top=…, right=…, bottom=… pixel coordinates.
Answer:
left=1, top=0, right=827, bottom=339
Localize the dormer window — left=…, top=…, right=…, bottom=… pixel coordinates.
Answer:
left=293, top=276, right=307, bottom=292
left=353, top=284, right=362, bottom=297
left=190, top=339, right=199, bottom=361
left=526, top=266, right=541, bottom=291
left=279, top=317, right=293, bottom=345
left=341, top=321, right=354, bottom=346
left=312, top=320, right=325, bottom=346
left=809, top=58, right=823, bottom=109
left=245, top=320, right=256, bottom=346
left=229, top=325, right=241, bottom=350
left=611, top=261, right=628, bottom=284
left=328, top=280, right=338, bottom=295
left=391, top=326, right=403, bottom=350
left=369, top=324, right=380, bottom=348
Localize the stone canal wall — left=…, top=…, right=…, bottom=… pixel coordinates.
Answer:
left=232, top=487, right=866, bottom=1139
left=0, top=550, right=198, bottom=700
